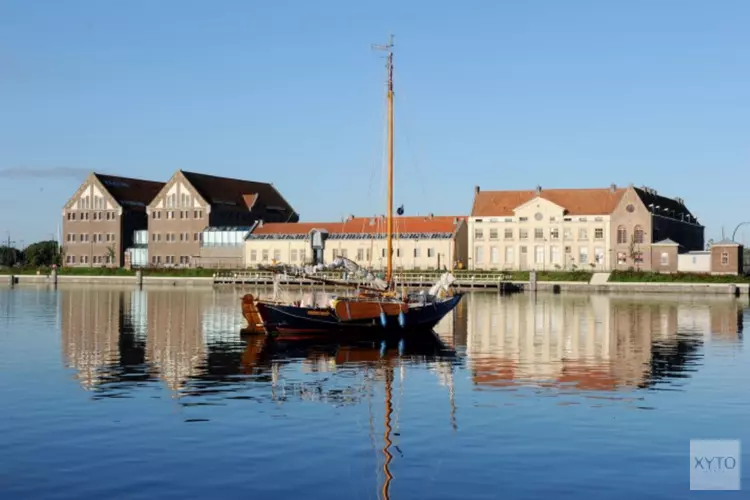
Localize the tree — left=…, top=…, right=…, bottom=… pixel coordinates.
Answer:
left=628, top=234, right=641, bottom=271
left=0, top=246, right=21, bottom=267
left=706, top=238, right=714, bottom=251
left=24, top=240, right=61, bottom=267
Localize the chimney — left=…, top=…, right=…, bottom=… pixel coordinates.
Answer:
left=536, top=185, right=542, bottom=195
left=610, top=183, right=617, bottom=192
left=475, top=185, right=480, bottom=194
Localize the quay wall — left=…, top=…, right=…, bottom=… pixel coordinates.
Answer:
left=3, top=274, right=749, bottom=295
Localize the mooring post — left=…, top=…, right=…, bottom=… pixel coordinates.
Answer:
left=136, top=269, right=143, bottom=289
left=9, top=274, right=15, bottom=288
left=51, top=267, right=58, bottom=288
left=529, top=270, right=537, bottom=293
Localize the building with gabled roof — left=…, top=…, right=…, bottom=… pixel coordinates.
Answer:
left=62, top=172, right=166, bottom=267
left=244, top=215, right=468, bottom=271
left=469, top=183, right=703, bottom=271
left=146, top=170, right=298, bottom=267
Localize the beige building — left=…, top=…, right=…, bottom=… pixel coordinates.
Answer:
left=62, top=173, right=165, bottom=267
left=244, top=215, right=468, bottom=271
left=470, top=184, right=703, bottom=271
left=146, top=170, right=298, bottom=267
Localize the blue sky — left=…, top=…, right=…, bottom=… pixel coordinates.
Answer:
left=1, top=0, right=749, bottom=246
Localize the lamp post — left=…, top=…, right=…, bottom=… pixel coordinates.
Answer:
left=731, top=222, right=750, bottom=242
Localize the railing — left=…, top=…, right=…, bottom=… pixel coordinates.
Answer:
left=214, top=270, right=515, bottom=285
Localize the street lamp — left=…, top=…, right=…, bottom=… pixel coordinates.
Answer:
left=731, top=222, right=750, bottom=242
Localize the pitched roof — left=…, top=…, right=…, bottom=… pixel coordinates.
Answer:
left=250, top=215, right=466, bottom=237
left=652, top=238, right=679, bottom=246
left=712, top=238, right=741, bottom=246
left=633, top=187, right=697, bottom=222
left=471, top=187, right=626, bottom=217
left=181, top=170, right=296, bottom=217
left=94, top=173, right=165, bottom=211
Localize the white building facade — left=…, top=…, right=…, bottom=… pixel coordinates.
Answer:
left=469, top=186, right=625, bottom=271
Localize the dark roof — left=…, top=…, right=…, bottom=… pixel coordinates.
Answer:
left=94, top=173, right=165, bottom=211
left=181, top=170, right=296, bottom=217
left=634, top=188, right=698, bottom=223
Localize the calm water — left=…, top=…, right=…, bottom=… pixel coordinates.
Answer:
left=1, top=286, right=748, bottom=499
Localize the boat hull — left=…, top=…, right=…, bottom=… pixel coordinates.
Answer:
left=251, top=294, right=463, bottom=335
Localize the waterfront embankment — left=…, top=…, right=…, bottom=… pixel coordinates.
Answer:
left=3, top=273, right=749, bottom=295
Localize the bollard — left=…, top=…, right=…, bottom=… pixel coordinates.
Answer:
left=136, top=269, right=143, bottom=289
left=51, top=268, right=58, bottom=287
left=9, top=274, right=15, bottom=288
left=529, top=270, right=538, bottom=293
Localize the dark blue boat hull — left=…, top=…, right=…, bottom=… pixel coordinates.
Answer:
left=255, top=294, right=463, bottom=335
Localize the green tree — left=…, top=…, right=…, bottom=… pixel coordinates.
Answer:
left=24, top=240, right=61, bottom=267
left=0, top=246, right=22, bottom=267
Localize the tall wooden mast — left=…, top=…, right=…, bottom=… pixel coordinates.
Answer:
left=374, top=35, right=395, bottom=286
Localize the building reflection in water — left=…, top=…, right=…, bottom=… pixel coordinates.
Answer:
left=60, top=287, right=745, bottom=397
left=463, top=292, right=744, bottom=392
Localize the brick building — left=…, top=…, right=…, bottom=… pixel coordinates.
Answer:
left=62, top=173, right=165, bottom=267
left=146, top=170, right=298, bottom=267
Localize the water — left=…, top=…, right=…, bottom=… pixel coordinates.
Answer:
left=1, top=286, right=748, bottom=499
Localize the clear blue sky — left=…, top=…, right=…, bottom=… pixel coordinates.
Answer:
left=1, top=0, right=749, bottom=246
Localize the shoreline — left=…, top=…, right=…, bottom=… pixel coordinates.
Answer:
left=3, top=274, right=749, bottom=295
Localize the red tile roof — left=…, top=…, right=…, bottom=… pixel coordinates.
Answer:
left=471, top=187, right=626, bottom=217
left=251, top=215, right=466, bottom=237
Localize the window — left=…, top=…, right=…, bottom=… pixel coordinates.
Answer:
left=519, top=217, right=528, bottom=222
left=300, top=250, right=306, bottom=263
left=594, top=217, right=603, bottom=222
left=357, top=249, right=364, bottom=261
left=504, top=218, right=513, bottom=223
left=474, top=246, right=484, bottom=265
left=110, top=234, right=115, bottom=242
left=519, top=229, right=528, bottom=240
left=594, top=228, right=604, bottom=240
left=634, top=252, right=644, bottom=263
left=427, top=248, right=435, bottom=258
left=414, top=248, right=421, bottom=258
left=550, top=228, right=559, bottom=240
left=549, top=216, right=557, bottom=222
left=520, top=246, right=527, bottom=254
left=179, top=233, right=184, bottom=241
left=721, top=252, right=729, bottom=266
left=565, top=246, right=571, bottom=254
left=534, top=228, right=544, bottom=240
left=535, top=246, right=544, bottom=264
left=578, top=217, right=587, bottom=222
left=563, top=228, right=572, bottom=240
left=194, top=233, right=200, bottom=242
left=550, top=246, right=561, bottom=264
left=262, top=250, right=269, bottom=261
left=250, top=250, right=257, bottom=262
left=382, top=249, right=386, bottom=258
left=490, top=246, right=499, bottom=264
left=194, top=210, right=202, bottom=219
left=594, top=247, right=604, bottom=264
left=578, top=228, right=588, bottom=240
left=617, top=226, right=627, bottom=244
left=291, top=249, right=298, bottom=262
left=660, top=252, right=669, bottom=266
left=634, top=225, right=644, bottom=244
left=489, top=229, right=498, bottom=240
left=474, top=229, right=484, bottom=240
left=504, top=229, right=513, bottom=240
left=273, top=250, right=281, bottom=261
left=579, top=247, right=589, bottom=265
left=505, top=246, right=514, bottom=264
left=339, top=249, right=348, bottom=259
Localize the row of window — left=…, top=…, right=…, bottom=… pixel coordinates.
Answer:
left=66, top=255, right=114, bottom=264
left=151, top=210, right=203, bottom=220
left=66, top=211, right=116, bottom=221
left=66, top=233, right=116, bottom=243
left=151, top=232, right=201, bottom=242
left=474, top=245, right=606, bottom=266
left=75, top=196, right=108, bottom=210
left=151, top=256, right=191, bottom=265
left=475, top=216, right=605, bottom=223
left=164, top=193, right=194, bottom=209
left=475, top=227, right=605, bottom=241
left=247, top=247, right=439, bottom=263
left=616, top=226, right=645, bottom=244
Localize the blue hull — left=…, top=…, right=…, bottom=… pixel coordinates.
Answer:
left=255, top=294, right=463, bottom=335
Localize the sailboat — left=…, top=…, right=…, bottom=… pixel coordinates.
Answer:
left=241, top=36, right=463, bottom=336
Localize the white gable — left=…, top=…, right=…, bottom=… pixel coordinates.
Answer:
left=513, top=196, right=566, bottom=219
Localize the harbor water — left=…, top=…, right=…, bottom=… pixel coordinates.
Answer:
left=0, top=286, right=748, bottom=499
